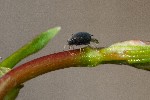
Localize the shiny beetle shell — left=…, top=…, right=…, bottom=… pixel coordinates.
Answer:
left=68, top=32, right=94, bottom=45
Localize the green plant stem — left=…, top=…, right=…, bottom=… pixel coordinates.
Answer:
left=4, top=85, right=24, bottom=100
left=0, top=49, right=82, bottom=99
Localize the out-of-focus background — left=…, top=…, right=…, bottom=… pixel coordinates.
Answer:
left=0, top=0, right=150, bottom=100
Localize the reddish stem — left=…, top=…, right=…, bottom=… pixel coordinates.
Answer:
left=0, top=49, right=81, bottom=99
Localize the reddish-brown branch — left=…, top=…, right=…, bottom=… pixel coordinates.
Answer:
left=0, top=49, right=81, bottom=99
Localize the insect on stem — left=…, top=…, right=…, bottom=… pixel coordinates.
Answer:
left=67, top=32, right=99, bottom=48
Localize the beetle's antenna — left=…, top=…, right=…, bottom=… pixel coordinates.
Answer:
left=90, top=38, right=99, bottom=48
left=91, top=38, right=99, bottom=44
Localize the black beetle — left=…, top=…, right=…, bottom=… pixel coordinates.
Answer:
left=68, top=32, right=99, bottom=46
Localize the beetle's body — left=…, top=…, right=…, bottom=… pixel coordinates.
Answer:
left=68, top=32, right=93, bottom=45
left=67, top=32, right=99, bottom=47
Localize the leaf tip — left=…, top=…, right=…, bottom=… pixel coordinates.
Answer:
left=56, top=26, right=61, bottom=31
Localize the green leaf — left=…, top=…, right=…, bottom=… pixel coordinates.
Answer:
left=0, top=27, right=61, bottom=100
left=0, top=27, right=61, bottom=68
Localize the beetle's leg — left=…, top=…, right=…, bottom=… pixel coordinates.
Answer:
left=63, top=44, right=68, bottom=51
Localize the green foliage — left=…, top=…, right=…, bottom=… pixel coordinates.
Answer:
left=0, top=27, right=61, bottom=69
left=0, top=28, right=150, bottom=100
left=0, top=27, right=61, bottom=100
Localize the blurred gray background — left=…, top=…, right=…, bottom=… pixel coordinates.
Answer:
left=0, top=0, right=150, bottom=100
